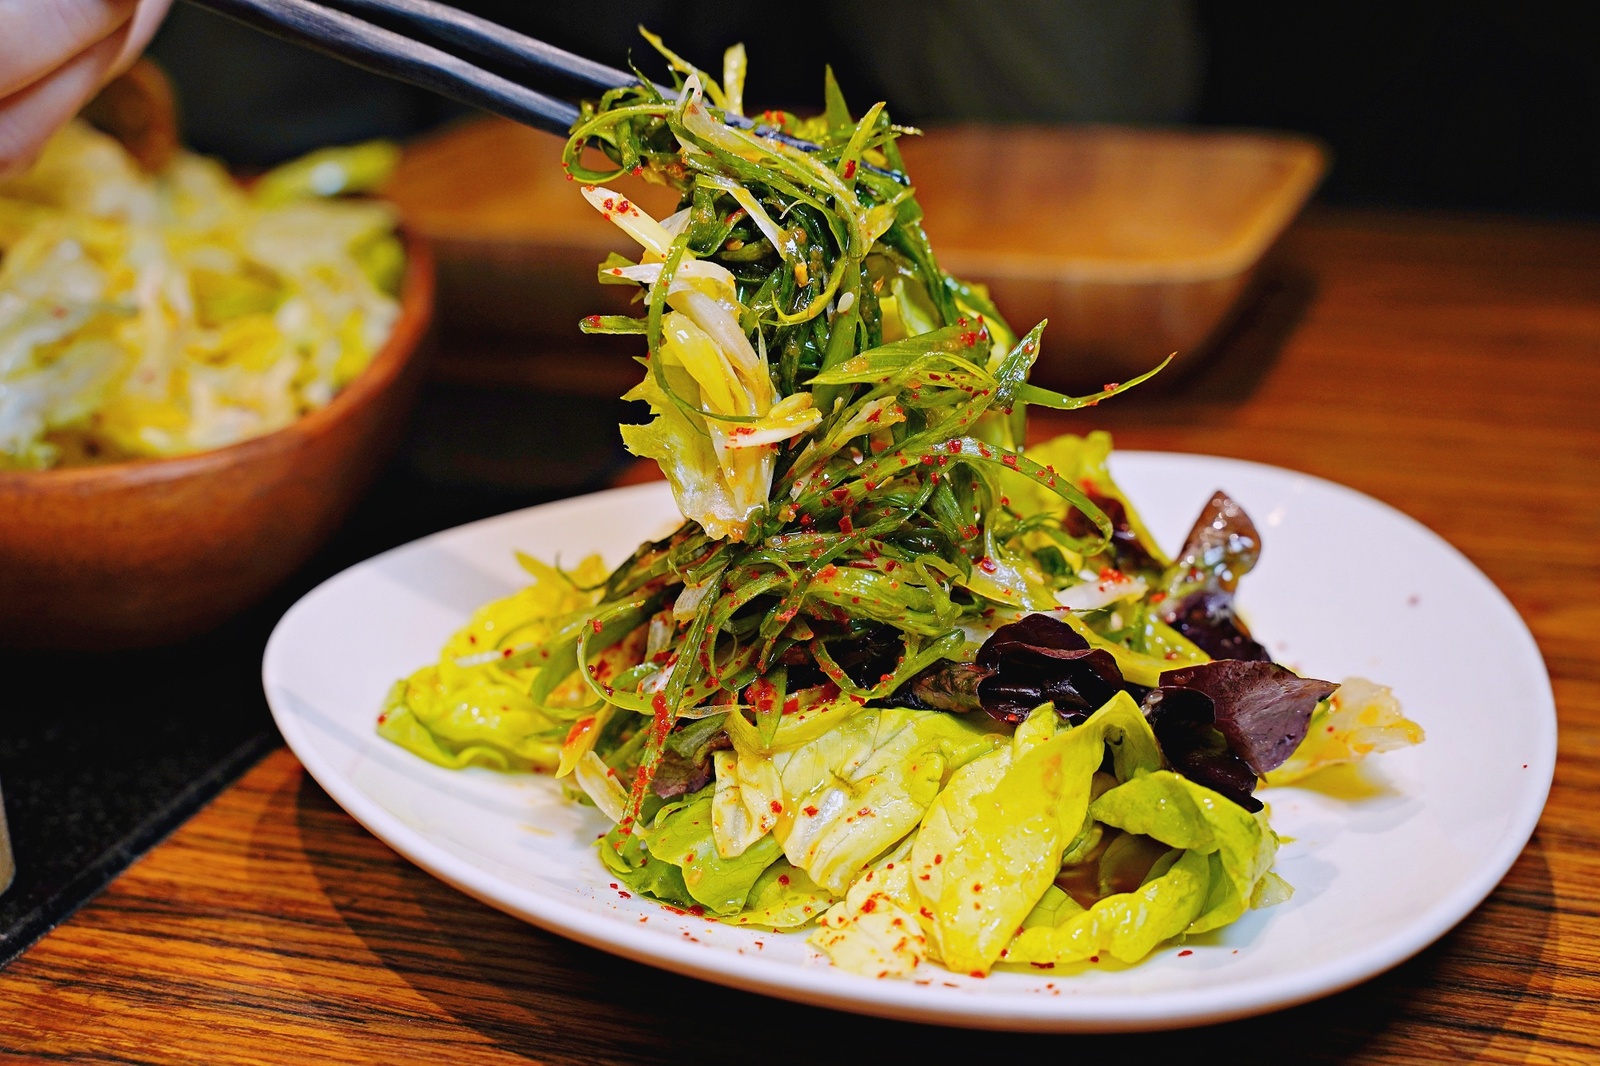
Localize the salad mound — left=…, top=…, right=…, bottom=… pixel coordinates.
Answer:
left=381, top=37, right=1424, bottom=979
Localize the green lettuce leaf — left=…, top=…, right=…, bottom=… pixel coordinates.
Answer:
left=640, top=790, right=783, bottom=915
left=599, top=826, right=698, bottom=910
left=1090, top=769, right=1283, bottom=934
left=722, top=859, right=836, bottom=929
left=620, top=370, right=748, bottom=541
left=724, top=704, right=1004, bottom=894
left=1005, top=848, right=1210, bottom=966
left=911, top=692, right=1163, bottom=975
left=377, top=674, right=562, bottom=772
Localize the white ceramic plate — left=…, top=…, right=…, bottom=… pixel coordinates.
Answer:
left=262, top=452, right=1556, bottom=1033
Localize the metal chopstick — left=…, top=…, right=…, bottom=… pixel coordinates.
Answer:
left=182, top=0, right=904, bottom=178
left=320, top=0, right=648, bottom=95
left=186, top=0, right=582, bottom=136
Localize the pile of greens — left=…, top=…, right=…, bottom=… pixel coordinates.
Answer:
left=380, top=37, right=1422, bottom=979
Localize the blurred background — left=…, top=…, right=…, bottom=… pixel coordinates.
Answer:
left=150, top=0, right=1599, bottom=218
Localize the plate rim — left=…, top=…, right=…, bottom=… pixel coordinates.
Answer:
left=262, top=450, right=1557, bottom=1033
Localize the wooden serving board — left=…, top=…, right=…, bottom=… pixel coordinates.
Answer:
left=385, top=117, right=1325, bottom=392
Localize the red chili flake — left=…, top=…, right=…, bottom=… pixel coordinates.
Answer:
left=978, top=556, right=998, bottom=574
left=838, top=515, right=855, bottom=535
left=590, top=619, right=603, bottom=634
left=375, top=712, right=389, bottom=725
left=619, top=890, right=631, bottom=899
left=1030, top=961, right=1055, bottom=970
left=969, top=971, right=986, bottom=979
left=945, top=439, right=961, bottom=454
left=603, top=197, right=615, bottom=210
left=802, top=805, right=819, bottom=817
left=1103, top=382, right=1121, bottom=392
left=933, top=854, right=943, bottom=865
left=502, top=648, right=514, bottom=658
left=860, top=897, right=878, bottom=914
left=688, top=905, right=706, bottom=917
left=1178, top=949, right=1193, bottom=957
left=777, top=874, right=790, bottom=886
left=1001, top=454, right=1018, bottom=468
left=971, top=882, right=983, bottom=893
left=843, top=159, right=857, bottom=179
left=769, top=800, right=783, bottom=814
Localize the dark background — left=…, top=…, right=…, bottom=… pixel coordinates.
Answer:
left=148, top=0, right=1600, bottom=219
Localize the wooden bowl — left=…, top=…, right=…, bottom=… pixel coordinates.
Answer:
left=0, top=230, right=435, bottom=650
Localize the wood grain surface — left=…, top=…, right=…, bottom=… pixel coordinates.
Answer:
left=2, top=205, right=1598, bottom=1064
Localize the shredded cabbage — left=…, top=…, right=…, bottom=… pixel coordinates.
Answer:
left=0, top=122, right=402, bottom=468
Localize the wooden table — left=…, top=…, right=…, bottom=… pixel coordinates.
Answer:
left=3, top=206, right=1597, bottom=1064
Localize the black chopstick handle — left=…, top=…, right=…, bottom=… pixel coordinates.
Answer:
left=185, top=0, right=580, bottom=137
left=325, top=0, right=641, bottom=95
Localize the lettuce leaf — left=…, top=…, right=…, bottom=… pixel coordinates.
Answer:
left=723, top=704, right=1004, bottom=894
left=1089, top=769, right=1283, bottom=934
left=721, top=859, right=836, bottom=929
left=377, top=671, right=563, bottom=772
left=641, top=791, right=783, bottom=915
left=811, top=836, right=928, bottom=977
left=377, top=554, right=611, bottom=772
left=1265, top=676, right=1425, bottom=786
left=1005, top=848, right=1209, bottom=966
left=913, top=693, right=1163, bottom=975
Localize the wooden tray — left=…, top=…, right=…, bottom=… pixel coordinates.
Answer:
left=386, top=118, right=1325, bottom=392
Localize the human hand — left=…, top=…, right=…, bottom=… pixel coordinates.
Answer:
left=0, top=0, right=175, bottom=177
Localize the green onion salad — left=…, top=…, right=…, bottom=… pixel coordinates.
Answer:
left=379, top=35, right=1423, bottom=979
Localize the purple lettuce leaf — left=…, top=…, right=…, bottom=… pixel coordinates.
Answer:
left=885, top=614, right=1129, bottom=725
left=1159, top=491, right=1269, bottom=661
left=1165, top=588, right=1271, bottom=662
left=1139, top=686, right=1264, bottom=812
left=1063, top=490, right=1166, bottom=576
left=651, top=747, right=716, bottom=799
left=1169, top=490, right=1262, bottom=594
left=972, top=614, right=1129, bottom=725
left=1157, top=660, right=1339, bottom=776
